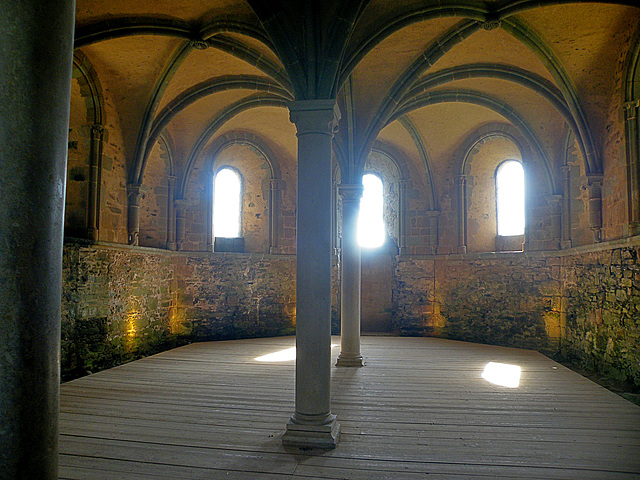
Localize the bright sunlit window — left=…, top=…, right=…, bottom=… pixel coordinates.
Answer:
left=213, top=167, right=242, bottom=238
left=496, top=160, right=525, bottom=236
left=358, top=173, right=385, bottom=248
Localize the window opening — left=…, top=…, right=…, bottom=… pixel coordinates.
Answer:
left=358, top=173, right=385, bottom=248
left=213, top=167, right=242, bottom=238
left=496, top=160, right=525, bottom=236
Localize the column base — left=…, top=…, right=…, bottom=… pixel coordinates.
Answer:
left=336, top=353, right=364, bottom=367
left=282, top=413, right=340, bottom=449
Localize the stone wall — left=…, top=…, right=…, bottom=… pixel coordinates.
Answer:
left=561, top=240, right=640, bottom=387
left=393, top=253, right=561, bottom=352
left=63, top=237, right=640, bottom=389
left=61, top=241, right=297, bottom=380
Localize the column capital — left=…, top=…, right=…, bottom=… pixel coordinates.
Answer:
left=167, top=175, right=177, bottom=187
left=174, top=198, right=188, bottom=211
left=288, top=99, right=341, bottom=136
left=127, top=183, right=142, bottom=204
left=586, top=174, right=603, bottom=187
left=90, top=123, right=104, bottom=138
left=455, top=174, right=467, bottom=185
left=337, top=183, right=363, bottom=202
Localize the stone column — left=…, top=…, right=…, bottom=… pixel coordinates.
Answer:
left=127, top=183, right=142, bottom=245
left=166, top=175, right=177, bottom=250
left=206, top=170, right=214, bottom=252
left=561, top=165, right=572, bottom=249
left=269, top=178, right=281, bottom=254
left=87, top=124, right=104, bottom=241
left=398, top=179, right=408, bottom=255
left=0, top=2, right=75, bottom=479
left=624, top=100, right=640, bottom=235
left=175, top=199, right=187, bottom=251
left=282, top=99, right=340, bottom=449
left=336, top=184, right=364, bottom=367
left=587, top=175, right=603, bottom=243
left=456, top=174, right=467, bottom=253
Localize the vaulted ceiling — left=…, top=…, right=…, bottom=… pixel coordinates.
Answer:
left=74, top=0, right=640, bottom=192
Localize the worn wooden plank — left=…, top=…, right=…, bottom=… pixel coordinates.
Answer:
left=59, top=335, right=640, bottom=479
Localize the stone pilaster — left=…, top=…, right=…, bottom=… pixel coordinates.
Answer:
left=87, top=124, right=104, bottom=241
left=587, top=175, right=603, bottom=243
left=282, top=99, right=341, bottom=449
left=127, top=183, right=142, bottom=245
left=166, top=176, right=177, bottom=250
left=561, top=165, right=572, bottom=249
left=269, top=178, right=282, bottom=254
left=398, top=179, right=408, bottom=255
left=336, top=183, right=364, bottom=367
left=624, top=100, right=640, bottom=235
left=0, top=2, right=75, bottom=478
left=174, top=199, right=187, bottom=251
left=456, top=174, right=467, bottom=254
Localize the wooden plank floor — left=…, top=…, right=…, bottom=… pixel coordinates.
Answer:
left=59, top=336, right=640, bottom=479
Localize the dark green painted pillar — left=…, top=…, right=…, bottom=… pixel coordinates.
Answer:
left=0, top=2, right=75, bottom=479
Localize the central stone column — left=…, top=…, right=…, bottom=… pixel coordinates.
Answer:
left=336, top=184, right=365, bottom=367
left=282, top=99, right=340, bottom=449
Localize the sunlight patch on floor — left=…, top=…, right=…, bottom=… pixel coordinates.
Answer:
left=254, top=344, right=339, bottom=362
left=482, top=362, right=521, bottom=388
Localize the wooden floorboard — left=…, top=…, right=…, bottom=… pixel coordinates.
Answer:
left=59, top=336, right=640, bottom=479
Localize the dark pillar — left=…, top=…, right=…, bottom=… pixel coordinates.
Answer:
left=0, top=2, right=75, bottom=479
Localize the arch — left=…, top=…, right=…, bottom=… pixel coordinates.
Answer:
left=407, top=64, right=576, bottom=134
left=74, top=15, right=271, bottom=49
left=392, top=89, right=556, bottom=194
left=500, top=18, right=599, bottom=174
left=72, top=51, right=105, bottom=125
left=205, top=132, right=285, bottom=253
left=137, top=76, right=291, bottom=185
left=179, top=95, right=288, bottom=199
left=342, top=1, right=638, bottom=87
left=357, top=20, right=482, bottom=159
left=396, top=116, right=438, bottom=211
left=451, top=123, right=533, bottom=253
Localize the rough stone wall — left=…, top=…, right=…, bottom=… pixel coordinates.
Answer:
left=61, top=241, right=297, bottom=380
left=562, top=242, right=640, bottom=387
left=393, top=253, right=561, bottom=352
left=139, top=140, right=170, bottom=249
left=98, top=91, right=129, bottom=244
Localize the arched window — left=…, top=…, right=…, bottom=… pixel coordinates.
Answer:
left=496, top=160, right=525, bottom=236
left=358, top=173, right=385, bottom=248
left=213, top=167, right=242, bottom=238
